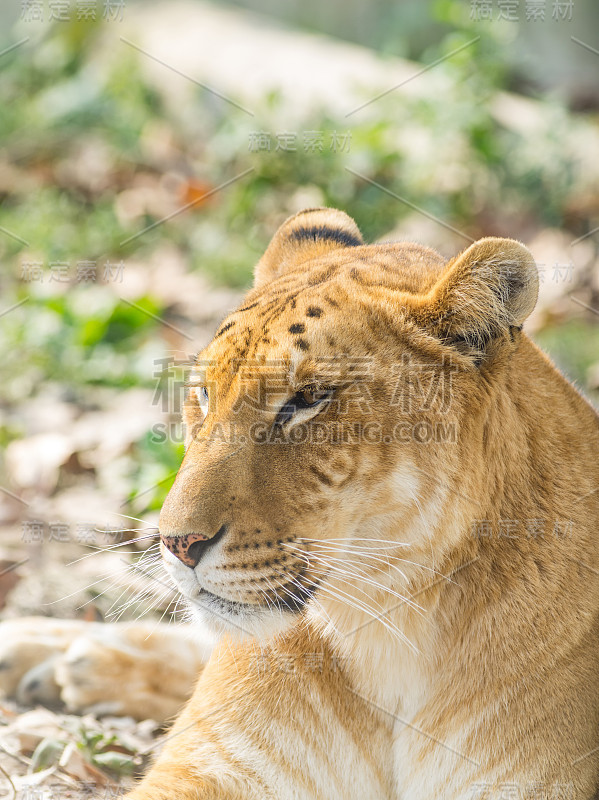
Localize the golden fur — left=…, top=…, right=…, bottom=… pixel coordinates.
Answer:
left=2, top=208, right=598, bottom=799
left=133, top=209, right=599, bottom=799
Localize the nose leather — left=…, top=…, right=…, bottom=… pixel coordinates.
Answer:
left=161, top=533, right=209, bottom=567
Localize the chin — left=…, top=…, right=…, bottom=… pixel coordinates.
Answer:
left=183, top=589, right=300, bottom=642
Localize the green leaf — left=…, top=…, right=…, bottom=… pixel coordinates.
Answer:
left=92, top=750, right=136, bottom=776
left=30, top=738, right=67, bottom=772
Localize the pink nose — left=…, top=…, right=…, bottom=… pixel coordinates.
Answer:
left=161, top=533, right=209, bottom=567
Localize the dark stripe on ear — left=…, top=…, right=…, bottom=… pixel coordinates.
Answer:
left=289, top=225, right=362, bottom=249
left=294, top=207, right=327, bottom=217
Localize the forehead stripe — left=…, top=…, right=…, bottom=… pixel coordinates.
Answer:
left=214, top=320, right=236, bottom=338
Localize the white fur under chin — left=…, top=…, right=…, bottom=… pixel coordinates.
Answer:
left=183, top=593, right=296, bottom=642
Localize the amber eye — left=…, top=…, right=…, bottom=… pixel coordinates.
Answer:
left=275, top=386, right=333, bottom=426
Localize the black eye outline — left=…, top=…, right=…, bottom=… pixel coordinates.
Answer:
left=274, top=387, right=334, bottom=426
left=200, top=386, right=209, bottom=404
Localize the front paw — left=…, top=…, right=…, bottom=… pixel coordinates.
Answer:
left=55, top=623, right=209, bottom=721
left=0, top=617, right=87, bottom=702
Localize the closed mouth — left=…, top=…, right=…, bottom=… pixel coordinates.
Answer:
left=189, top=566, right=320, bottom=616
left=195, top=589, right=255, bottom=615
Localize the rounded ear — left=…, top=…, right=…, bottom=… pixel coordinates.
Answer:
left=253, top=208, right=363, bottom=288
left=411, top=237, right=539, bottom=360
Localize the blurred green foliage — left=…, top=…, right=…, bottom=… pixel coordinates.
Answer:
left=126, top=432, right=186, bottom=513
left=1, top=291, right=162, bottom=399
left=0, top=14, right=588, bottom=278
left=535, top=321, right=599, bottom=392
